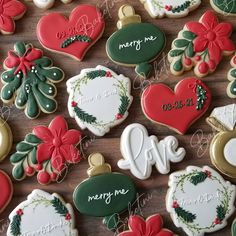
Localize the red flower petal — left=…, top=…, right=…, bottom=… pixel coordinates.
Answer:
left=33, top=126, right=53, bottom=142
left=36, top=143, right=54, bottom=163
left=25, top=48, right=43, bottom=61
left=208, top=41, right=221, bottom=63
left=49, top=116, right=68, bottom=138
left=3, top=0, right=26, bottom=17
left=128, top=215, right=146, bottom=234
left=60, top=145, right=81, bottom=163
left=194, top=36, right=208, bottom=52
left=214, top=23, right=232, bottom=37
left=0, top=14, right=14, bottom=33
left=157, top=229, right=174, bottom=236
left=51, top=149, right=65, bottom=172
left=201, top=11, right=218, bottom=30
left=216, top=37, right=235, bottom=51
left=186, top=22, right=206, bottom=36
left=146, top=214, right=163, bottom=235
left=4, top=51, right=20, bottom=68
left=62, top=130, right=81, bottom=145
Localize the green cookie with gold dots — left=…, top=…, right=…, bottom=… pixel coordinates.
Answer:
left=1, top=42, right=64, bottom=119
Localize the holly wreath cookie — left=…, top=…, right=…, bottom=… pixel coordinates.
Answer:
left=118, top=214, right=174, bottom=236
left=210, top=0, right=236, bottom=15
left=37, top=4, right=105, bottom=61
left=166, top=166, right=236, bottom=236
left=67, top=65, right=133, bottom=136
left=0, top=0, right=26, bottom=34
left=7, top=189, right=78, bottom=236
left=168, top=10, right=235, bottom=77
left=140, top=0, right=201, bottom=18
left=141, top=78, right=211, bottom=134
left=118, top=123, right=186, bottom=180
left=106, top=5, right=166, bottom=78
left=10, top=116, right=82, bottom=185
left=26, top=0, right=73, bottom=10
left=1, top=42, right=64, bottom=119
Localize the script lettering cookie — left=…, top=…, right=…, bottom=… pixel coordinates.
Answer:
left=140, top=0, right=201, bottom=18
left=168, top=10, right=235, bottom=77
left=166, top=166, right=236, bottom=236
left=210, top=0, right=236, bottom=15
left=118, top=214, right=174, bottom=236
left=141, top=78, right=211, bottom=134
left=67, top=65, right=133, bottom=136
left=106, top=5, right=166, bottom=78
left=73, top=153, right=136, bottom=230
left=7, top=189, right=78, bottom=236
left=10, top=116, right=82, bottom=185
left=118, top=123, right=186, bottom=180
left=0, top=0, right=26, bottom=34
left=37, top=5, right=105, bottom=61
left=206, top=104, right=236, bottom=178
left=27, top=0, right=73, bottom=10
left=1, top=42, right=64, bottom=119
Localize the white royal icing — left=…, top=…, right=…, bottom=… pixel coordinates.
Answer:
left=27, top=0, right=73, bottom=9
left=224, top=138, right=236, bottom=167
left=118, top=123, right=186, bottom=180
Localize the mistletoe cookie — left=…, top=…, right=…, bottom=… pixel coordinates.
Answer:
left=227, top=54, right=236, bottom=98
left=0, top=170, right=13, bottom=214
left=118, top=214, right=174, bottom=236
left=210, top=0, right=236, bottom=15
left=166, top=166, right=236, bottom=236
left=206, top=104, right=236, bottom=178
left=7, top=189, right=78, bottom=236
left=1, top=42, right=64, bottom=119
left=0, top=0, right=26, bottom=34
left=168, top=10, right=235, bottom=77
left=106, top=5, right=166, bottom=78
left=10, top=116, right=82, bottom=185
left=140, top=0, right=201, bottom=18
left=118, top=123, right=186, bottom=180
left=141, top=78, right=211, bottom=134
left=67, top=65, right=133, bottom=136
left=26, top=0, right=73, bottom=10
left=37, top=5, right=105, bottom=61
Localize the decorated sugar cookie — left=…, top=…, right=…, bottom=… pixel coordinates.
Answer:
left=232, top=218, right=236, bottom=236
left=227, top=55, right=236, bottom=98
left=166, top=166, right=236, bottom=236
left=0, top=118, right=12, bottom=162
left=10, top=116, right=82, bottom=185
left=27, top=0, right=73, bottom=10
left=7, top=189, right=78, bottom=236
left=0, top=170, right=13, bottom=214
left=210, top=0, right=236, bottom=15
left=140, top=0, right=201, bottom=18
left=0, top=0, right=26, bottom=34
left=141, top=78, right=211, bottom=134
left=118, top=123, right=186, bottom=180
left=73, top=153, right=136, bottom=230
left=206, top=104, right=236, bottom=178
left=37, top=5, right=105, bottom=61
left=1, top=42, right=64, bottom=119
left=118, top=214, right=174, bottom=236
left=168, top=11, right=235, bottom=77
left=106, top=5, right=166, bottom=78
left=67, top=65, right=133, bottom=136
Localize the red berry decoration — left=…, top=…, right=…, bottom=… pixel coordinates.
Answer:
left=105, top=71, right=112, bottom=77
left=65, top=213, right=71, bottom=221
left=198, top=62, right=209, bottom=74
left=50, top=172, right=58, bottom=181
left=184, top=58, right=192, bottom=66
left=16, top=209, right=23, bottom=216
left=71, top=101, right=77, bottom=107
left=172, top=201, right=179, bottom=209
left=37, top=171, right=51, bottom=185
left=115, top=113, right=123, bottom=120
left=214, top=218, right=221, bottom=225
left=25, top=166, right=34, bottom=175
left=194, top=55, right=201, bottom=61
left=208, top=60, right=216, bottom=70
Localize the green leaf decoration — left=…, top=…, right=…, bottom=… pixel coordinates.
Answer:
left=171, top=1, right=191, bottom=13
left=25, top=134, right=41, bottom=144
left=74, top=106, right=97, bottom=124
left=169, top=49, right=184, bottom=57
left=51, top=197, right=68, bottom=217
left=10, top=214, right=21, bottom=236
left=196, top=85, right=207, bottom=110
left=173, top=59, right=183, bottom=72
left=174, top=39, right=189, bottom=48
left=175, top=206, right=196, bottom=223
left=182, top=31, right=196, bottom=40
left=190, top=171, right=208, bottom=185
left=61, top=35, right=92, bottom=48
left=186, top=42, right=194, bottom=57
left=119, top=95, right=130, bottom=115
left=16, top=142, right=34, bottom=152
left=217, top=205, right=227, bottom=221
left=31, top=147, right=38, bottom=165
left=15, top=41, right=26, bottom=56
left=230, top=80, right=236, bottom=96
left=230, top=68, right=236, bottom=79
left=10, top=153, right=26, bottom=163
left=12, top=162, right=25, bottom=180
left=87, top=70, right=107, bottom=80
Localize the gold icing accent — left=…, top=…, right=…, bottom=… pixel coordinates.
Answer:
left=206, top=117, right=230, bottom=132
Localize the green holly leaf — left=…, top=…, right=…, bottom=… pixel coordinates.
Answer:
left=174, top=39, right=189, bottom=48
left=16, top=142, right=34, bottom=152
left=186, top=42, right=194, bottom=57
left=173, top=59, right=183, bottom=72
left=35, top=57, right=52, bottom=67
left=10, top=153, right=26, bottom=163
left=25, top=134, right=41, bottom=144
left=169, top=49, right=184, bottom=57
left=31, top=147, right=38, bottom=165
left=12, top=162, right=25, bottom=180
left=190, top=171, right=208, bottom=185
left=15, top=41, right=26, bottom=56
left=182, top=31, right=196, bottom=40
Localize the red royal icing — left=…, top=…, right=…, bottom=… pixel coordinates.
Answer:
left=141, top=78, right=212, bottom=134
left=186, top=11, right=234, bottom=64
left=36, top=4, right=105, bottom=61
left=0, top=0, right=26, bottom=33
left=118, top=214, right=174, bottom=236
left=0, top=170, right=13, bottom=213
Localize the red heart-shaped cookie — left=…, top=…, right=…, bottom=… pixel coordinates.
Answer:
left=37, top=5, right=105, bottom=61
left=141, top=78, right=212, bottom=134
left=0, top=170, right=13, bottom=213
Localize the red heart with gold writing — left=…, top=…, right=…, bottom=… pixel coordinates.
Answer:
left=37, top=5, right=105, bottom=61
left=141, top=78, right=212, bottom=134
left=0, top=171, right=13, bottom=213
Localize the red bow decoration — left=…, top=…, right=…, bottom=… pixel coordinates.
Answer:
left=5, top=47, right=43, bottom=75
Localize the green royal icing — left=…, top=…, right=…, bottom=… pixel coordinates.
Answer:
left=232, top=218, right=236, bottom=236
left=212, top=0, right=236, bottom=14
left=106, top=23, right=165, bottom=77
left=1, top=42, right=64, bottom=119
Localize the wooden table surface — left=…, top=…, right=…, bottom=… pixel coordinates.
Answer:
left=0, top=0, right=236, bottom=235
